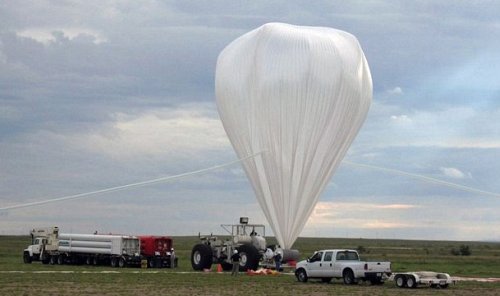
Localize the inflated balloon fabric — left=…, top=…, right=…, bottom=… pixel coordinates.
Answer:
left=216, top=23, right=372, bottom=249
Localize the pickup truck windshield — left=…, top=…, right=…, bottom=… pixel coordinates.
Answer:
left=335, top=251, right=359, bottom=260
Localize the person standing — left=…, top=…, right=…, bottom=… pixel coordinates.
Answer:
left=231, top=250, right=240, bottom=276
left=170, top=248, right=176, bottom=268
left=274, top=251, right=282, bottom=272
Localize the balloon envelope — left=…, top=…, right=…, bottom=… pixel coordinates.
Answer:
left=216, top=23, right=372, bottom=249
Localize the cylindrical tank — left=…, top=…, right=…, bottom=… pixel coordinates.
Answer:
left=276, top=248, right=300, bottom=262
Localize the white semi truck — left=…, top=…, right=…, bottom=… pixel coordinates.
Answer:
left=24, top=227, right=141, bottom=267
left=295, top=249, right=392, bottom=284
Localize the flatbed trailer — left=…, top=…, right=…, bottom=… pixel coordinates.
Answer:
left=391, top=271, right=456, bottom=289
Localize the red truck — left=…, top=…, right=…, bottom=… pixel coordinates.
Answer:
left=139, top=236, right=177, bottom=268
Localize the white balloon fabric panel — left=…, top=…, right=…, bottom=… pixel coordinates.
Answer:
left=216, top=23, right=372, bottom=249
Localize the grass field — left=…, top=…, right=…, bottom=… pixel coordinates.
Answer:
left=1, top=235, right=500, bottom=295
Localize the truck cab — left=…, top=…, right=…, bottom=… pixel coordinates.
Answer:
left=23, top=227, right=59, bottom=264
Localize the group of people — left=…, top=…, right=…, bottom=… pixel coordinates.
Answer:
left=230, top=249, right=282, bottom=276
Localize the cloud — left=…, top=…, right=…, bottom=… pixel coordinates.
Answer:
left=71, top=104, right=230, bottom=159
left=440, top=167, right=466, bottom=179
left=16, top=28, right=107, bottom=45
left=387, top=87, right=403, bottom=95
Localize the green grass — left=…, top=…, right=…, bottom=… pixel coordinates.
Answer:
left=1, top=235, right=500, bottom=295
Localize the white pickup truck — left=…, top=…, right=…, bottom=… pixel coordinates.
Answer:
left=295, top=249, right=392, bottom=284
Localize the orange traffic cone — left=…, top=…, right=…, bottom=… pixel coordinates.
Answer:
left=217, top=264, right=222, bottom=273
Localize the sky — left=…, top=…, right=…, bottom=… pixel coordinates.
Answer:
left=1, top=1, right=499, bottom=243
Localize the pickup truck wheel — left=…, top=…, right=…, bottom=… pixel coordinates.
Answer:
left=406, top=275, right=416, bottom=288
left=296, top=269, right=308, bottom=282
left=191, top=244, right=213, bottom=271
left=321, top=277, right=332, bottom=283
left=395, top=275, right=406, bottom=288
left=23, top=252, right=32, bottom=264
left=343, top=269, right=357, bottom=285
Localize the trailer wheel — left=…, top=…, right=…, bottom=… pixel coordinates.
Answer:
left=118, top=257, right=126, bottom=268
left=148, top=258, right=156, bottom=268
left=86, top=257, right=92, bottom=265
left=191, top=244, right=213, bottom=271
left=406, top=275, right=416, bottom=288
left=296, top=268, right=308, bottom=282
left=237, top=244, right=260, bottom=271
left=57, top=255, right=64, bottom=265
left=395, top=275, right=406, bottom=288
left=23, top=252, right=32, bottom=264
left=49, top=255, right=56, bottom=265
left=110, top=257, right=118, bottom=268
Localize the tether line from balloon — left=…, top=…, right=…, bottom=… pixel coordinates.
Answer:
left=0, top=152, right=265, bottom=211
left=343, top=161, right=500, bottom=198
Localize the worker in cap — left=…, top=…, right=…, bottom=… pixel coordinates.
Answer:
left=231, top=249, right=240, bottom=276
left=170, top=247, right=176, bottom=268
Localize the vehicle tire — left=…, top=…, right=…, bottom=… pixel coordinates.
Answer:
left=395, top=275, right=406, bottom=288
left=110, top=257, right=118, bottom=268
left=296, top=268, right=308, bottom=283
left=41, top=257, right=50, bottom=264
left=321, top=277, right=332, bottom=283
left=237, top=244, right=260, bottom=271
left=49, top=255, right=57, bottom=265
left=118, top=257, right=126, bottom=268
left=406, top=275, right=416, bottom=288
left=148, top=258, right=155, bottom=268
left=86, top=257, right=92, bottom=265
left=439, top=283, right=449, bottom=289
left=221, top=262, right=233, bottom=271
left=343, top=269, right=357, bottom=285
left=57, top=255, right=64, bottom=265
left=23, top=252, right=32, bottom=264
left=93, top=257, right=98, bottom=265
left=191, top=243, right=213, bottom=271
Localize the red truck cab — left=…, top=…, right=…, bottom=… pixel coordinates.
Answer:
left=139, top=236, right=176, bottom=268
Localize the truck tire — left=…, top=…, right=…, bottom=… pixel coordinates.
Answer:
left=237, top=244, right=260, bottom=271
left=296, top=268, right=308, bottom=282
left=50, top=255, right=57, bottom=265
left=118, top=257, right=126, bottom=268
left=57, top=255, right=64, bottom=265
left=395, top=275, right=406, bottom=288
left=110, top=257, right=118, bottom=268
left=23, top=252, right=32, bottom=264
left=148, top=258, right=156, bottom=268
left=406, top=275, right=416, bottom=288
left=191, top=244, right=213, bottom=271
left=343, top=269, right=357, bottom=285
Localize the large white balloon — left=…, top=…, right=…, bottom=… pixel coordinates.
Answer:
left=216, top=23, right=372, bottom=249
